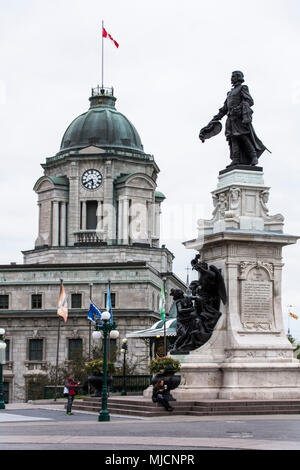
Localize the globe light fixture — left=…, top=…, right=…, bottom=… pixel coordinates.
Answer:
left=101, top=311, right=111, bottom=322
left=92, top=331, right=102, bottom=341
left=110, top=330, right=119, bottom=339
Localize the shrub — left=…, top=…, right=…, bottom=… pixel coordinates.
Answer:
left=85, top=359, right=116, bottom=376
left=148, top=356, right=181, bottom=375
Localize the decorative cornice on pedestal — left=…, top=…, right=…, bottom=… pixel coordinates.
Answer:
left=184, top=230, right=300, bottom=251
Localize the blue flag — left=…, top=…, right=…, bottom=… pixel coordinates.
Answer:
left=88, top=301, right=102, bottom=323
left=106, top=285, right=113, bottom=323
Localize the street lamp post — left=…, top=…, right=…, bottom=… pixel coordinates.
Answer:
left=94, top=311, right=118, bottom=422
left=121, top=338, right=128, bottom=396
left=0, top=328, right=7, bottom=410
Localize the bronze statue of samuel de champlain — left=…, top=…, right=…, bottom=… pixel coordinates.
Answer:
left=199, top=71, right=270, bottom=169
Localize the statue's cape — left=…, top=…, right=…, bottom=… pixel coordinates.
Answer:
left=199, top=121, right=222, bottom=142
left=209, top=265, right=227, bottom=305
left=248, top=126, right=271, bottom=158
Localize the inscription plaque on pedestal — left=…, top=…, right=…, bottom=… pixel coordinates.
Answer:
left=240, top=265, right=274, bottom=330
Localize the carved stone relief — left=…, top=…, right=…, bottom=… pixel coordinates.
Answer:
left=259, top=189, right=285, bottom=229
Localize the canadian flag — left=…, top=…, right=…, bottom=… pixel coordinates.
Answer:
left=102, top=26, right=119, bottom=48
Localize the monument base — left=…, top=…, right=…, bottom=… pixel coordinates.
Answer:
left=177, top=167, right=300, bottom=402
left=169, top=361, right=300, bottom=401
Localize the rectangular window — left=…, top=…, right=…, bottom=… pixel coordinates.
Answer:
left=5, top=339, right=10, bottom=362
left=31, top=294, right=42, bottom=309
left=3, top=382, right=9, bottom=404
left=86, top=201, right=98, bottom=230
left=71, top=293, right=82, bottom=309
left=0, top=295, right=9, bottom=309
left=68, top=339, right=83, bottom=361
left=29, top=339, right=43, bottom=361
left=104, top=293, right=116, bottom=308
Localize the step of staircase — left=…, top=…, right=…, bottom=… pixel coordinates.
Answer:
left=71, top=396, right=300, bottom=417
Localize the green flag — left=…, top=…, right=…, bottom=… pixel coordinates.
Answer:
left=159, top=283, right=166, bottom=321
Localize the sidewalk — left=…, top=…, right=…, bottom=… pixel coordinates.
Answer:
left=1, top=401, right=300, bottom=450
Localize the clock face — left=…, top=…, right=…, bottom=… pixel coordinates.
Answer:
left=82, top=169, right=102, bottom=190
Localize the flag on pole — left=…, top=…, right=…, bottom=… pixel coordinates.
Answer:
left=159, top=283, right=166, bottom=321
left=88, top=301, right=102, bottom=323
left=102, top=26, right=119, bottom=48
left=289, top=312, right=299, bottom=320
left=57, top=283, right=68, bottom=323
left=106, top=284, right=114, bottom=323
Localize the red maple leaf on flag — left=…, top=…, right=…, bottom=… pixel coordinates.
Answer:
left=102, top=27, right=119, bottom=48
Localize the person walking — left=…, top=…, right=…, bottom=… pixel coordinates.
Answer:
left=152, top=379, right=173, bottom=412
left=65, top=375, right=80, bottom=415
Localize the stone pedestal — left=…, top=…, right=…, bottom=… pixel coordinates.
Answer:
left=173, top=167, right=300, bottom=400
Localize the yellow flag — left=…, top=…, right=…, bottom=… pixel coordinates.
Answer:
left=57, top=284, right=68, bottom=323
left=289, top=312, right=299, bottom=320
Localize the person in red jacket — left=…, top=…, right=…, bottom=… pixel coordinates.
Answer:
left=65, top=375, right=80, bottom=415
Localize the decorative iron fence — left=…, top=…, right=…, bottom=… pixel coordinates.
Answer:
left=43, top=385, right=86, bottom=400
left=110, top=375, right=152, bottom=393
left=43, top=375, right=152, bottom=399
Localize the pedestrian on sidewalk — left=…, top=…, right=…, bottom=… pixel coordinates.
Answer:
left=65, top=375, right=80, bottom=415
left=152, top=379, right=173, bottom=412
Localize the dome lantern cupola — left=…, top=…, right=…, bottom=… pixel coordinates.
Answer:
left=88, top=86, right=117, bottom=109
left=60, top=86, right=144, bottom=155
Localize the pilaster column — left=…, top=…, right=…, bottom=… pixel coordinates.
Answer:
left=96, top=201, right=103, bottom=231
left=155, top=203, right=161, bottom=239
left=60, top=202, right=67, bottom=246
left=103, top=160, right=114, bottom=244
left=52, top=201, right=59, bottom=247
left=82, top=201, right=87, bottom=230
left=122, top=197, right=129, bottom=245
left=68, top=162, right=79, bottom=245
left=147, top=200, right=153, bottom=244
left=117, top=199, right=123, bottom=244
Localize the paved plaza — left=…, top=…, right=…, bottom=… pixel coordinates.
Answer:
left=0, top=400, right=300, bottom=452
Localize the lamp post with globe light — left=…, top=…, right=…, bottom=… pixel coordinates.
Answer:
left=121, top=338, right=128, bottom=396
left=0, top=328, right=7, bottom=409
left=93, top=311, right=119, bottom=422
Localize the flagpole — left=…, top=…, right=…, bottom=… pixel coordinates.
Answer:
left=107, top=279, right=111, bottom=362
left=54, top=279, right=63, bottom=402
left=288, top=304, right=294, bottom=337
left=89, top=283, right=93, bottom=360
left=101, top=20, right=104, bottom=89
left=163, top=277, right=167, bottom=356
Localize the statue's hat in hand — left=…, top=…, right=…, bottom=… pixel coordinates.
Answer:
left=199, top=121, right=222, bottom=143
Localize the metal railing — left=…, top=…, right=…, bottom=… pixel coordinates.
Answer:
left=91, top=86, right=114, bottom=97
left=110, top=375, right=152, bottom=393
left=43, top=375, right=152, bottom=399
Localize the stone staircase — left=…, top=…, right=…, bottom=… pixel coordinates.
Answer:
left=72, top=396, right=300, bottom=417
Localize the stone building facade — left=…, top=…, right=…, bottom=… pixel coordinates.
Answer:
left=0, top=86, right=185, bottom=402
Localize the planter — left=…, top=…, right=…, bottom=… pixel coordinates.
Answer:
left=151, top=369, right=181, bottom=402
left=88, top=375, right=112, bottom=397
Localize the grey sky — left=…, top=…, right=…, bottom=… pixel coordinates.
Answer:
left=1, top=0, right=300, bottom=337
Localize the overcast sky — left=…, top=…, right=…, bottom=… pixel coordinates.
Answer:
left=1, top=0, right=300, bottom=337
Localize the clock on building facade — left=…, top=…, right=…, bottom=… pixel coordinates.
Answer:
left=81, top=169, right=102, bottom=190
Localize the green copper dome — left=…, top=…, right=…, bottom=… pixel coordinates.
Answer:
left=60, top=87, right=144, bottom=154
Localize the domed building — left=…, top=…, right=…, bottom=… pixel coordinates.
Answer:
left=0, top=86, right=185, bottom=403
